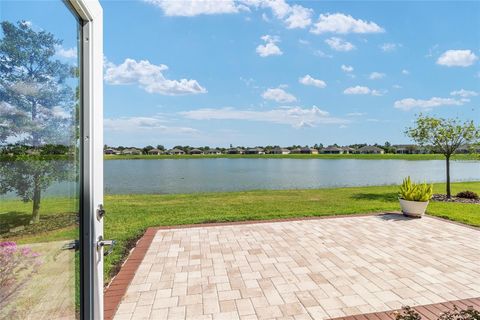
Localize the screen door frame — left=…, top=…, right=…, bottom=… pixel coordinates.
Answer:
left=67, top=1, right=104, bottom=319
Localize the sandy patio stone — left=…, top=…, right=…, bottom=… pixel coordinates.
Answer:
left=113, top=214, right=480, bottom=319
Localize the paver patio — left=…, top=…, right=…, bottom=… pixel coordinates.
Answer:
left=110, top=214, right=480, bottom=320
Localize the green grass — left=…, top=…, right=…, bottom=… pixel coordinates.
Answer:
left=105, top=153, right=480, bottom=161
left=2, top=181, right=479, bottom=284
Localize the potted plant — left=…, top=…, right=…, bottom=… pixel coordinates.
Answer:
left=398, top=177, right=433, bottom=218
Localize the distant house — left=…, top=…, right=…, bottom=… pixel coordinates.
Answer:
left=227, top=148, right=244, bottom=154
left=189, top=148, right=204, bottom=155
left=26, top=149, right=41, bottom=156
left=342, top=147, right=356, bottom=154
left=168, top=148, right=185, bottom=155
left=357, top=146, right=384, bottom=154
left=271, top=148, right=290, bottom=155
left=122, top=148, right=141, bottom=155
left=245, top=148, right=265, bottom=155
left=205, top=149, right=222, bottom=155
left=148, top=148, right=163, bottom=155
left=300, top=147, right=319, bottom=154
left=393, top=144, right=425, bottom=154
left=104, top=148, right=117, bottom=155
left=456, top=144, right=480, bottom=154
left=291, top=148, right=302, bottom=154
left=321, top=146, right=344, bottom=154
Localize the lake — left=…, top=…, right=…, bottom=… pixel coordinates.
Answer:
left=104, top=159, right=480, bottom=194
left=2, top=158, right=480, bottom=198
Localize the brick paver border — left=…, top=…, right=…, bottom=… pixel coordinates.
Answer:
left=103, top=212, right=479, bottom=320
left=104, top=228, right=158, bottom=320
left=331, top=297, right=480, bottom=320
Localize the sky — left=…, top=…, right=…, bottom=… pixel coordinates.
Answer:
left=2, top=0, right=480, bottom=148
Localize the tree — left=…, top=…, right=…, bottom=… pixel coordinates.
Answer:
left=0, top=157, right=72, bottom=223
left=406, top=114, right=480, bottom=198
left=142, top=145, right=154, bottom=154
left=0, top=21, right=76, bottom=222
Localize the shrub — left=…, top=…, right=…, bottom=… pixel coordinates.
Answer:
left=438, top=306, right=480, bottom=320
left=0, top=241, right=41, bottom=303
left=456, top=190, right=479, bottom=200
left=399, top=176, right=433, bottom=202
left=394, top=306, right=480, bottom=320
left=394, top=306, right=422, bottom=320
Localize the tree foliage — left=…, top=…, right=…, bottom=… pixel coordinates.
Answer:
left=406, top=114, right=480, bottom=197
left=406, top=114, right=480, bottom=156
left=0, top=21, right=77, bottom=222
left=0, top=20, right=74, bottom=146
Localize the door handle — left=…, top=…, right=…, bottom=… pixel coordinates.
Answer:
left=62, top=240, right=79, bottom=251
left=97, top=204, right=106, bottom=221
left=97, top=236, right=116, bottom=256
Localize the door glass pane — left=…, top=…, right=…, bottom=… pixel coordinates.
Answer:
left=0, top=1, right=81, bottom=319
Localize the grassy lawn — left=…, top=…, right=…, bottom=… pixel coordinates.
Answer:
left=105, top=153, right=480, bottom=161
left=2, top=181, right=479, bottom=283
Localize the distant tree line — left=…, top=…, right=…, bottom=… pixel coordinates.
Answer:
left=102, top=142, right=451, bottom=155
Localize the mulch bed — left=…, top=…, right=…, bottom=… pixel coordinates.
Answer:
left=432, top=194, right=480, bottom=205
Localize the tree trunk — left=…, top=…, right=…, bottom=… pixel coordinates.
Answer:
left=31, top=174, right=41, bottom=223
left=446, top=155, right=451, bottom=198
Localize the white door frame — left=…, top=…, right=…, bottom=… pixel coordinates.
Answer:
left=68, top=1, right=104, bottom=319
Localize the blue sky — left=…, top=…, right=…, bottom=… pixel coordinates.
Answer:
left=2, top=0, right=480, bottom=147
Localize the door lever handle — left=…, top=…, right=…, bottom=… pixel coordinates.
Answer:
left=97, top=236, right=116, bottom=256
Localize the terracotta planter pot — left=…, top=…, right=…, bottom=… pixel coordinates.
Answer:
left=399, top=198, right=429, bottom=218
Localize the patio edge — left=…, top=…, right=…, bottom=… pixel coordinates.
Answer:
left=103, top=228, right=157, bottom=320
left=330, top=297, right=480, bottom=320
left=103, top=212, right=479, bottom=319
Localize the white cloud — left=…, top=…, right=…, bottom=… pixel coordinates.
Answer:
left=325, top=37, right=355, bottom=52
left=246, top=0, right=313, bottom=29
left=262, top=87, right=296, bottom=103
left=283, top=4, right=313, bottom=29
left=104, top=115, right=199, bottom=134
left=450, top=89, right=478, bottom=98
left=343, top=85, right=371, bottom=95
left=299, top=75, right=326, bottom=88
left=256, top=35, right=283, bottom=57
left=401, top=69, right=409, bottom=75
left=104, top=58, right=207, bottom=95
left=394, top=97, right=465, bottom=111
left=55, top=45, right=77, bottom=59
left=369, top=72, right=385, bottom=80
left=310, top=13, right=384, bottom=34
left=380, top=43, right=398, bottom=52
left=437, top=50, right=478, bottom=67
left=146, top=0, right=314, bottom=29
left=371, top=89, right=385, bottom=96
left=341, top=64, right=354, bottom=72
left=180, top=106, right=349, bottom=128
left=314, top=50, right=333, bottom=58
left=393, top=84, right=402, bottom=89
left=144, top=0, right=245, bottom=16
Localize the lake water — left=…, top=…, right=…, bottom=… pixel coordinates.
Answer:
left=2, top=158, right=479, bottom=198
left=104, top=159, right=480, bottom=194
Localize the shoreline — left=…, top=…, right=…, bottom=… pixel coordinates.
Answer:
left=104, top=153, right=480, bottom=161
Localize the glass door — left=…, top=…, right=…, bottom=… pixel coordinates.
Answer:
left=0, top=1, right=103, bottom=318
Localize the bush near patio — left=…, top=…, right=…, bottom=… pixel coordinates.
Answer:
left=394, top=305, right=480, bottom=320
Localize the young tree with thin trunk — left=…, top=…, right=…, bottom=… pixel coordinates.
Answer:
left=406, top=114, right=480, bottom=198
left=0, top=21, right=75, bottom=223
